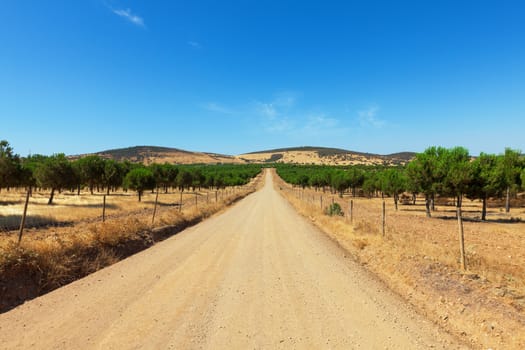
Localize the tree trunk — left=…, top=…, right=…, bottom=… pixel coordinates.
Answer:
left=138, top=190, right=142, bottom=202
left=481, top=195, right=487, bottom=221
left=90, top=185, right=94, bottom=195
left=505, top=186, right=510, bottom=213
left=425, top=195, right=431, bottom=218
left=394, top=194, right=398, bottom=211
left=412, top=193, right=416, bottom=205
left=430, top=194, right=435, bottom=211
left=48, top=188, right=55, bottom=205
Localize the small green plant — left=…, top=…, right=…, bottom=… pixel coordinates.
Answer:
left=325, top=203, right=343, bottom=216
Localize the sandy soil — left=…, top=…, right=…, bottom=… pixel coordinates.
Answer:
left=0, top=171, right=464, bottom=349
left=237, top=150, right=392, bottom=165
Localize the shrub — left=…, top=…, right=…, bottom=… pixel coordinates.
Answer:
left=325, top=202, right=343, bottom=216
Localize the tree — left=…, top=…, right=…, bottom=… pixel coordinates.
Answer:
left=176, top=170, right=193, bottom=192
left=439, top=147, right=472, bottom=209
left=298, top=174, right=309, bottom=190
left=102, top=159, right=124, bottom=195
left=331, top=171, right=349, bottom=197
left=123, top=168, right=155, bottom=202
left=406, top=147, right=444, bottom=217
left=0, top=140, right=21, bottom=190
left=521, top=168, right=525, bottom=191
left=77, top=155, right=105, bottom=194
left=381, top=168, right=407, bottom=210
left=34, top=154, right=77, bottom=204
left=498, top=148, right=522, bottom=213
left=467, top=153, right=505, bottom=220
left=346, top=168, right=364, bottom=197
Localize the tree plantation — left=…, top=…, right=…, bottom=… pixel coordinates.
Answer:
left=276, top=146, right=524, bottom=220
left=0, top=140, right=261, bottom=203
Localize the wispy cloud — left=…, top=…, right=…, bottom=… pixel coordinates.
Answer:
left=256, top=102, right=278, bottom=119
left=203, top=102, right=234, bottom=115
left=358, top=106, right=385, bottom=128
left=188, top=41, right=203, bottom=49
left=112, top=8, right=145, bottom=27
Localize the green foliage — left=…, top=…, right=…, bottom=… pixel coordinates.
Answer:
left=0, top=140, right=21, bottom=188
left=325, top=202, right=343, bottom=216
left=123, top=168, right=156, bottom=201
left=34, top=154, right=78, bottom=204
left=76, top=155, right=105, bottom=193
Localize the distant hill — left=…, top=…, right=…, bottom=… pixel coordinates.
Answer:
left=70, top=146, right=245, bottom=165
left=70, top=145, right=415, bottom=166
left=237, top=146, right=415, bottom=165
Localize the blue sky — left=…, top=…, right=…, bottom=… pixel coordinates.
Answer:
left=1, top=0, right=524, bottom=156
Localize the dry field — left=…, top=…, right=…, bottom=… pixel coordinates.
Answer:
left=275, top=172, right=525, bottom=349
left=237, top=150, right=396, bottom=165
left=0, top=174, right=264, bottom=312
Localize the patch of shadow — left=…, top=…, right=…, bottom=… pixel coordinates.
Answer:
left=0, top=200, right=20, bottom=206
left=265, top=153, right=283, bottom=163
left=0, top=215, right=72, bottom=231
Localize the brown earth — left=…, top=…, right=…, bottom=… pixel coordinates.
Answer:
left=0, top=170, right=464, bottom=349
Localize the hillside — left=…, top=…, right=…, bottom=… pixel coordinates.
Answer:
left=71, top=146, right=245, bottom=165
left=71, top=145, right=415, bottom=165
left=237, top=146, right=415, bottom=165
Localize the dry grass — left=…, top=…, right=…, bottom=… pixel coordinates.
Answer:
left=0, top=173, right=263, bottom=312
left=275, top=173, right=525, bottom=349
left=237, top=150, right=392, bottom=165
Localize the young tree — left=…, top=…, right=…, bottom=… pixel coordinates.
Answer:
left=0, top=140, right=21, bottom=191
left=176, top=170, right=193, bottom=192
left=34, top=154, right=77, bottom=204
left=406, top=147, right=443, bottom=217
left=123, top=168, right=155, bottom=202
left=439, top=146, right=472, bottom=209
left=498, top=148, right=522, bottom=213
left=102, top=159, right=124, bottom=195
left=77, top=155, right=105, bottom=194
left=381, top=168, right=407, bottom=210
left=467, top=153, right=505, bottom=220
left=346, top=168, right=364, bottom=197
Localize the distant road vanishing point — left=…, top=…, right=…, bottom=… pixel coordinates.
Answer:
left=0, top=170, right=462, bottom=349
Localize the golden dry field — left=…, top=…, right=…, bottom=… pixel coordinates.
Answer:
left=237, top=149, right=409, bottom=166
left=274, top=171, right=525, bottom=349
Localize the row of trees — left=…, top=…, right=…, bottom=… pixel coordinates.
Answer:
left=0, top=141, right=261, bottom=203
left=276, top=146, right=525, bottom=220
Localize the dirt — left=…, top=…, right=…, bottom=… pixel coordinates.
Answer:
left=0, top=170, right=464, bottom=349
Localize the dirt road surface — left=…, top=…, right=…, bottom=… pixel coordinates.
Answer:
left=0, top=170, right=464, bottom=349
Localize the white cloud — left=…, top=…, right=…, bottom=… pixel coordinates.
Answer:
left=112, top=8, right=145, bottom=27
left=203, top=102, right=234, bottom=115
left=358, top=106, right=385, bottom=128
left=188, top=41, right=203, bottom=49
left=256, top=102, right=278, bottom=119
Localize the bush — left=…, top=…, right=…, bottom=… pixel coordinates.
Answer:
left=325, top=202, right=343, bottom=216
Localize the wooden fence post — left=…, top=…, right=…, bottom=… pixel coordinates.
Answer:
left=179, top=191, right=183, bottom=212
left=195, top=192, right=198, bottom=208
left=349, top=200, right=353, bottom=223
left=102, top=195, right=106, bottom=222
left=320, top=195, right=323, bottom=210
left=152, top=188, right=159, bottom=225
left=382, top=200, right=386, bottom=236
left=17, top=189, right=31, bottom=245
left=457, top=207, right=466, bottom=270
